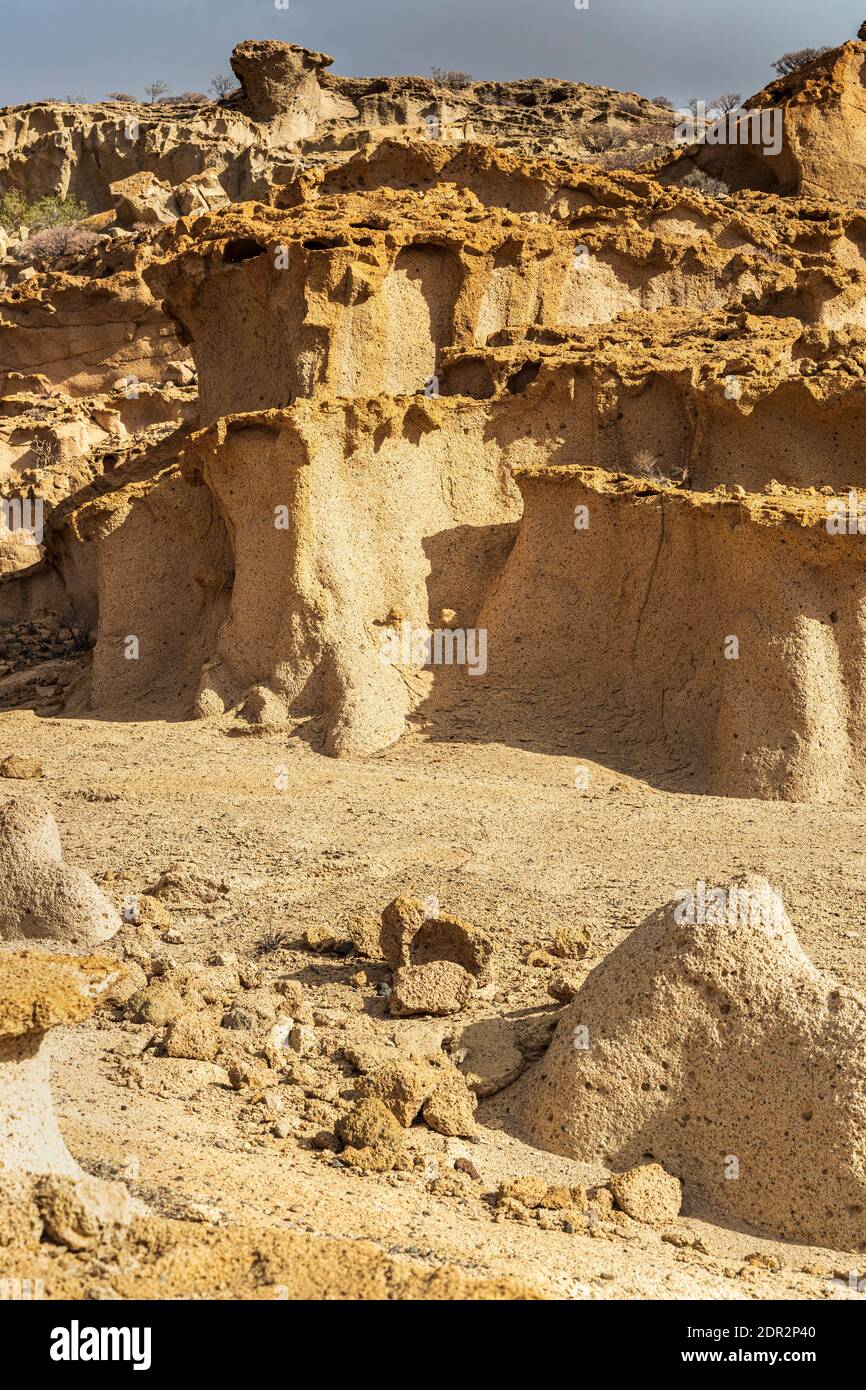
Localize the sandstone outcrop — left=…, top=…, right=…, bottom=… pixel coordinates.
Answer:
left=503, top=878, right=866, bottom=1248
left=0, top=39, right=674, bottom=222
left=0, top=796, right=121, bottom=943
left=659, top=41, right=866, bottom=202
left=0, top=245, right=192, bottom=396
left=0, top=951, right=121, bottom=1175
left=230, top=39, right=334, bottom=132
left=2, top=41, right=866, bottom=797
left=472, top=456, right=866, bottom=800
left=8, top=23, right=866, bottom=1305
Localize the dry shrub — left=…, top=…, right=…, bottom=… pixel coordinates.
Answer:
left=23, top=226, right=101, bottom=263
left=430, top=67, right=473, bottom=90
left=681, top=168, right=730, bottom=196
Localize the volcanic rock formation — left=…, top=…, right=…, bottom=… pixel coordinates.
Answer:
left=1, top=38, right=866, bottom=800
left=660, top=41, right=866, bottom=202
left=0, top=797, right=121, bottom=943
left=0, top=951, right=121, bottom=1175
left=7, top=28, right=866, bottom=1302
left=0, top=39, right=675, bottom=216
left=502, top=877, right=866, bottom=1248
left=473, top=460, right=866, bottom=800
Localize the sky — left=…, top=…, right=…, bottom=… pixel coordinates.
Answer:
left=0, top=0, right=863, bottom=108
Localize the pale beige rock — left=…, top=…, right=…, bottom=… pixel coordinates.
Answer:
left=134, top=894, right=172, bottom=930
left=175, top=171, right=230, bottom=217
left=0, top=756, right=43, bottom=780
left=288, top=1023, right=316, bottom=1054
left=127, top=979, right=185, bottom=1025
left=163, top=1012, right=220, bottom=1061
left=0, top=1172, right=43, bottom=1247
left=0, top=798, right=120, bottom=945
left=458, top=1018, right=525, bottom=1097
left=0, top=952, right=123, bottom=1177
left=390, top=961, right=475, bottom=1017
left=664, top=41, right=866, bottom=202
left=508, top=878, right=866, bottom=1247
left=610, top=1165, right=682, bottom=1225
left=336, top=1098, right=404, bottom=1151
left=146, top=862, right=233, bottom=906
left=230, top=38, right=333, bottom=131
left=36, top=1172, right=138, bottom=1250
left=390, top=1018, right=454, bottom=1057
left=478, top=455, right=866, bottom=802
left=379, top=897, right=426, bottom=970
left=422, top=1072, right=477, bottom=1137
left=547, top=972, right=579, bottom=1003
left=240, top=684, right=288, bottom=729
left=273, top=979, right=312, bottom=1021
left=163, top=360, right=195, bottom=386
left=102, top=959, right=147, bottom=1007
left=408, top=913, right=494, bottom=984
left=357, top=1059, right=435, bottom=1126
left=110, top=171, right=179, bottom=227
left=551, top=926, right=590, bottom=961
left=346, top=914, right=384, bottom=960
left=379, top=897, right=493, bottom=984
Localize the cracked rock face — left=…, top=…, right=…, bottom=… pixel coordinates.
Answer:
left=0, top=952, right=122, bottom=1176
left=503, top=877, right=866, bottom=1247
left=0, top=797, right=121, bottom=944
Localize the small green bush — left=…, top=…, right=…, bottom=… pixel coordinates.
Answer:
left=0, top=190, right=89, bottom=234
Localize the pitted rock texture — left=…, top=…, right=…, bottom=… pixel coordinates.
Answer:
left=3, top=38, right=866, bottom=790
left=0, top=951, right=122, bottom=1176
left=0, top=39, right=675, bottom=216
left=658, top=41, right=866, bottom=202
left=0, top=797, right=121, bottom=943
left=503, top=878, right=866, bottom=1248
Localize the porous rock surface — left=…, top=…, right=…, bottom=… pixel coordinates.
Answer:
left=0, top=28, right=863, bottom=800
left=8, top=30, right=866, bottom=1302
left=657, top=42, right=866, bottom=201
left=1, top=105, right=863, bottom=796
left=0, top=951, right=123, bottom=1176
left=504, top=877, right=866, bottom=1247
left=0, top=797, right=121, bottom=943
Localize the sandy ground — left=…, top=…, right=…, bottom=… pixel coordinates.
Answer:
left=3, top=704, right=864, bottom=1299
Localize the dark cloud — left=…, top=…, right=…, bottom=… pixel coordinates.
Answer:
left=1, top=0, right=862, bottom=107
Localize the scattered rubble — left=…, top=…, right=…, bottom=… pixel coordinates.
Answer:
left=1, top=22, right=865, bottom=1304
